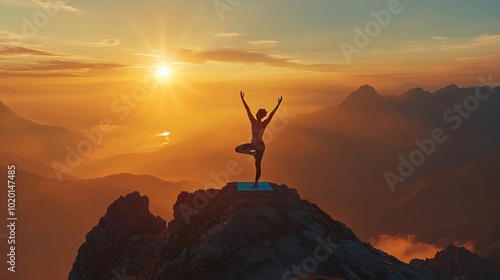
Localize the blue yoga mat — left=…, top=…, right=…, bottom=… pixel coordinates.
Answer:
left=236, top=182, right=273, bottom=192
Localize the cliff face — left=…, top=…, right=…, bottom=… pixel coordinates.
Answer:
left=410, top=244, right=500, bottom=280
left=69, top=183, right=434, bottom=280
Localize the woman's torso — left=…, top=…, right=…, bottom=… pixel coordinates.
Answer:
left=251, top=121, right=265, bottom=144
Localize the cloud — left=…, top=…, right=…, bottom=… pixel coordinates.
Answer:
left=165, top=48, right=341, bottom=72
left=0, top=60, right=124, bottom=73
left=0, top=72, right=79, bottom=78
left=36, top=0, right=80, bottom=13
left=0, top=31, right=23, bottom=41
left=402, top=34, right=500, bottom=52
left=0, top=0, right=81, bottom=12
left=215, top=32, right=243, bottom=37
left=133, top=53, right=165, bottom=58
left=0, top=45, right=57, bottom=56
left=437, top=34, right=500, bottom=50
left=87, top=38, right=120, bottom=47
left=369, top=234, right=442, bottom=263
left=245, top=40, right=278, bottom=49
left=430, top=36, right=451, bottom=41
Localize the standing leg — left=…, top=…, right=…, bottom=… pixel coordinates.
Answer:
left=252, top=150, right=264, bottom=188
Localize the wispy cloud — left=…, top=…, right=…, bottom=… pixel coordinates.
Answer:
left=245, top=40, right=278, bottom=49
left=215, top=32, right=243, bottom=37
left=0, top=72, right=79, bottom=78
left=0, top=45, right=57, bottom=56
left=132, top=53, right=165, bottom=58
left=0, top=0, right=81, bottom=12
left=165, top=48, right=340, bottom=72
left=402, top=33, right=500, bottom=52
left=86, top=38, right=120, bottom=47
left=0, top=59, right=124, bottom=74
left=441, top=34, right=500, bottom=50
left=0, top=31, right=23, bottom=41
left=36, top=0, right=80, bottom=13
left=431, top=36, right=450, bottom=41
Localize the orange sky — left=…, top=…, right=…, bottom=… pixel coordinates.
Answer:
left=1, top=0, right=500, bottom=156
left=1, top=1, right=499, bottom=88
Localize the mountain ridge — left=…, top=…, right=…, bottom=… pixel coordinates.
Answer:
left=0, top=99, right=83, bottom=163
left=410, top=244, right=500, bottom=280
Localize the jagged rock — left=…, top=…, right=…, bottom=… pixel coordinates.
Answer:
left=410, top=244, right=500, bottom=280
left=70, top=183, right=434, bottom=280
left=69, top=191, right=166, bottom=280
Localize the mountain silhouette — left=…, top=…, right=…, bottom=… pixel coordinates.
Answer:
left=369, top=158, right=500, bottom=261
left=0, top=149, right=77, bottom=180
left=398, top=87, right=432, bottom=100
left=69, top=183, right=434, bottom=280
left=0, top=165, right=197, bottom=280
left=433, top=83, right=460, bottom=97
left=410, top=244, right=500, bottom=280
left=384, top=82, right=442, bottom=96
left=340, top=84, right=384, bottom=108
left=0, top=85, right=16, bottom=94
left=0, top=100, right=83, bottom=163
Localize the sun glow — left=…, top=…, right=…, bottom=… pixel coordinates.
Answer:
left=156, top=64, right=171, bottom=78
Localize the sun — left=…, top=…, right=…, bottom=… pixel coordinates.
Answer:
left=156, top=63, right=171, bottom=78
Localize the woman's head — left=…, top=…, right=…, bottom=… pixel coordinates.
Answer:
left=256, top=108, right=267, bottom=120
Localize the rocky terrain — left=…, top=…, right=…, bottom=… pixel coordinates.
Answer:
left=69, top=183, right=434, bottom=280
left=411, top=244, right=500, bottom=280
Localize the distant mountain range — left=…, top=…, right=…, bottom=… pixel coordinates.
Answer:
left=0, top=85, right=16, bottom=94
left=411, top=244, right=500, bottom=280
left=0, top=164, right=197, bottom=280
left=0, top=100, right=83, bottom=163
left=267, top=84, right=500, bottom=260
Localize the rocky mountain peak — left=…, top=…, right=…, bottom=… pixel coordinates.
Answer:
left=400, top=87, right=432, bottom=99
left=410, top=244, right=500, bottom=280
left=69, top=191, right=166, bottom=280
left=70, top=183, right=433, bottom=280
left=340, top=84, right=384, bottom=108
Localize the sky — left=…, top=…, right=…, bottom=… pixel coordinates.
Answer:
left=1, top=0, right=500, bottom=156
left=1, top=0, right=499, bottom=87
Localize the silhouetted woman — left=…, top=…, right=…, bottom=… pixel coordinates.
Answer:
left=235, top=91, right=282, bottom=188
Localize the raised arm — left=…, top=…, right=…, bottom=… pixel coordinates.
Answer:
left=263, top=96, right=282, bottom=126
left=240, top=91, right=255, bottom=123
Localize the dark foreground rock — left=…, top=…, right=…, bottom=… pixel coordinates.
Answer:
left=70, top=183, right=434, bottom=280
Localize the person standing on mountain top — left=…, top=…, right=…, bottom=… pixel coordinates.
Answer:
left=235, top=91, right=282, bottom=188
